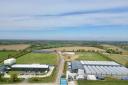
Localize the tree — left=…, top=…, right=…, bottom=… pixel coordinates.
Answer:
left=10, top=73, right=18, bottom=82
left=0, top=74, right=3, bottom=81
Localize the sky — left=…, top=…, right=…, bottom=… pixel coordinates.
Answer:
left=0, top=0, right=128, bottom=41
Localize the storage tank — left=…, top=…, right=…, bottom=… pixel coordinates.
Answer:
left=4, top=58, right=16, bottom=66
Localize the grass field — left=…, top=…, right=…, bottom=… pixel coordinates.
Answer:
left=16, top=53, right=58, bottom=65
left=107, top=54, right=128, bottom=65
left=77, top=52, right=110, bottom=61
left=0, top=51, right=17, bottom=62
left=51, top=46, right=105, bottom=52
left=78, top=80, right=128, bottom=85
left=0, top=44, right=30, bottom=51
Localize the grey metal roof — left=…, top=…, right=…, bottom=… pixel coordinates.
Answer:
left=71, top=61, right=128, bottom=77
left=0, top=65, right=7, bottom=74
left=71, top=61, right=83, bottom=70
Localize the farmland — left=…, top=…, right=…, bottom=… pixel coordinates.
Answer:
left=0, top=44, right=30, bottom=51
left=51, top=46, right=105, bottom=52
left=78, top=80, right=128, bottom=85
left=76, top=52, right=110, bottom=61
left=101, top=44, right=124, bottom=51
left=16, top=53, right=58, bottom=65
left=106, top=54, right=128, bottom=65
left=0, top=51, right=17, bottom=63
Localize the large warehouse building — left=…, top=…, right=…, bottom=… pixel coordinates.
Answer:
left=11, top=64, right=49, bottom=73
left=68, top=61, right=128, bottom=80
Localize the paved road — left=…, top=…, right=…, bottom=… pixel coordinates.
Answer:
left=55, top=52, right=65, bottom=85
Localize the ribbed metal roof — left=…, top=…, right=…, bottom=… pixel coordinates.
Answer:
left=11, top=64, right=49, bottom=69
left=71, top=61, right=83, bottom=70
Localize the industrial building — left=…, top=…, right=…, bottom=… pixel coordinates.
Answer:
left=11, top=64, right=49, bottom=73
left=2, top=58, right=51, bottom=74
left=67, top=61, right=128, bottom=80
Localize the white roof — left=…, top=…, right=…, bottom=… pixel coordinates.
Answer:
left=4, top=58, right=16, bottom=61
left=11, top=64, right=49, bottom=68
left=4, top=58, right=16, bottom=65
left=87, top=75, right=97, bottom=80
left=81, top=61, right=120, bottom=66
left=63, top=52, right=75, bottom=55
left=78, top=69, right=85, bottom=75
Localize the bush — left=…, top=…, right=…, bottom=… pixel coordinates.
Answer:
left=10, top=73, right=19, bottom=82
left=0, top=74, right=3, bottom=81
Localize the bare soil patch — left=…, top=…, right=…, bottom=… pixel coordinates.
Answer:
left=0, top=44, right=30, bottom=51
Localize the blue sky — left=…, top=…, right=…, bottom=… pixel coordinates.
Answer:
left=0, top=0, right=128, bottom=41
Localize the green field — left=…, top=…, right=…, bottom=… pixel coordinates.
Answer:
left=77, top=52, right=110, bottom=61
left=16, top=53, right=58, bottom=65
left=78, top=80, right=128, bottom=85
left=0, top=51, right=17, bottom=62
left=107, top=54, right=128, bottom=65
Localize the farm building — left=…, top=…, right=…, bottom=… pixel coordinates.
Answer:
left=32, top=49, right=55, bottom=53
left=68, top=61, right=128, bottom=80
left=62, top=52, right=75, bottom=56
left=11, top=64, right=49, bottom=73
left=4, top=58, right=16, bottom=66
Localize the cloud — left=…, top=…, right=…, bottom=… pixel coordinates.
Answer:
left=0, top=0, right=128, bottom=30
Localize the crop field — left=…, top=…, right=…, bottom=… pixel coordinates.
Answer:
left=78, top=80, right=128, bottom=85
left=101, top=44, right=124, bottom=51
left=51, top=46, right=105, bottom=52
left=107, top=54, right=128, bottom=65
left=76, top=52, right=110, bottom=61
left=0, top=44, right=30, bottom=51
left=0, top=51, right=17, bottom=62
left=16, top=53, right=58, bottom=65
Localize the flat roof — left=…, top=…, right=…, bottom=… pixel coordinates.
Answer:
left=11, top=64, right=49, bottom=69
left=81, top=61, right=120, bottom=66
